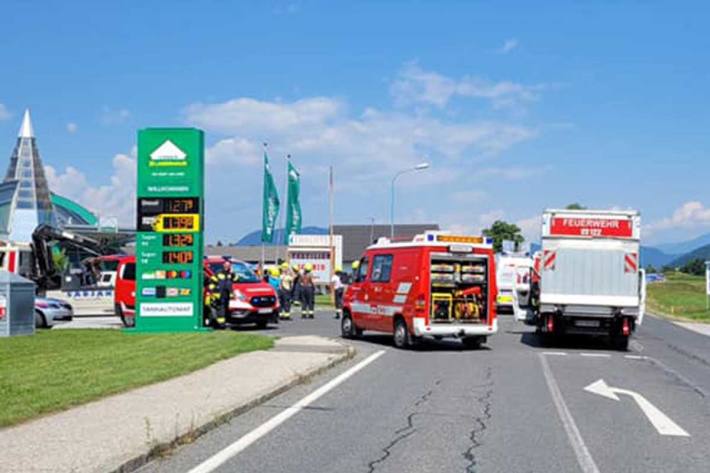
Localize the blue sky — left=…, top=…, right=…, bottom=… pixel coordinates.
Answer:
left=1, top=1, right=709, bottom=245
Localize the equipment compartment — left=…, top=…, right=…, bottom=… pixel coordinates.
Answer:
left=429, top=253, right=488, bottom=324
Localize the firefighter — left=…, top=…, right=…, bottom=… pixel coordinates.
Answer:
left=301, top=263, right=316, bottom=319
left=331, top=266, right=347, bottom=319
left=291, top=263, right=303, bottom=313
left=267, top=267, right=280, bottom=291
left=206, top=260, right=238, bottom=328
left=278, top=262, right=294, bottom=320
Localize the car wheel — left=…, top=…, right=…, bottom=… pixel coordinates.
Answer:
left=34, top=310, right=47, bottom=329
left=256, top=320, right=269, bottom=329
left=341, top=313, right=358, bottom=339
left=393, top=318, right=410, bottom=349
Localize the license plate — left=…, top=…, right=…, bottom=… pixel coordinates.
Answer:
left=497, top=295, right=513, bottom=303
left=576, top=320, right=600, bottom=328
left=258, top=308, right=273, bottom=314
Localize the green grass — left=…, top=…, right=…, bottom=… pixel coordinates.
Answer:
left=647, top=272, right=710, bottom=323
left=0, top=329, right=273, bottom=427
left=315, top=293, right=334, bottom=306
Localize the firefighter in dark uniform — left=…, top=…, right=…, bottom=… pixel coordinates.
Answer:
left=206, top=260, right=239, bottom=328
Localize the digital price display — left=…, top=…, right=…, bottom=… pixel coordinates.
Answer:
left=162, top=250, right=194, bottom=265
left=164, top=197, right=198, bottom=214
left=163, top=234, right=195, bottom=247
left=154, top=214, right=200, bottom=232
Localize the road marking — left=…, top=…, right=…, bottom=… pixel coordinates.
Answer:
left=630, top=340, right=644, bottom=352
left=584, top=379, right=690, bottom=437
left=542, top=351, right=567, bottom=356
left=539, top=354, right=601, bottom=473
left=187, top=350, right=387, bottom=473
left=624, top=355, right=646, bottom=360
left=580, top=353, right=611, bottom=358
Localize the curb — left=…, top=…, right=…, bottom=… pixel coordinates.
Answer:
left=113, top=342, right=356, bottom=473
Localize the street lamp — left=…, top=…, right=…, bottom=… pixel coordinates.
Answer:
left=390, top=162, right=430, bottom=238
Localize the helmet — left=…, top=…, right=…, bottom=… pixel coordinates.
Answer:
left=335, top=265, right=342, bottom=273
left=280, top=262, right=289, bottom=270
left=304, top=263, right=314, bottom=272
left=269, top=267, right=280, bottom=277
left=292, top=264, right=300, bottom=271
left=351, top=260, right=360, bottom=270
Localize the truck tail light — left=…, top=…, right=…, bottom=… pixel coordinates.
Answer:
left=547, top=315, right=554, bottom=333
left=622, top=318, right=630, bottom=336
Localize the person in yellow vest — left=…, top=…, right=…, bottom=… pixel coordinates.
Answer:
left=301, top=263, right=316, bottom=319
left=278, top=262, right=294, bottom=320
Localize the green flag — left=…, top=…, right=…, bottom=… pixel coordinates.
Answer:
left=261, top=152, right=280, bottom=243
left=285, top=159, right=302, bottom=243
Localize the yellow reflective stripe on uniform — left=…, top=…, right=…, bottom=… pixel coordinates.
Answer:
left=218, top=273, right=226, bottom=280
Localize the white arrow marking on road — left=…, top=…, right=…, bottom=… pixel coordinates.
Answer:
left=584, top=379, right=689, bottom=437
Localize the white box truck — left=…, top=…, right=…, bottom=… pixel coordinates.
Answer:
left=534, top=209, right=646, bottom=350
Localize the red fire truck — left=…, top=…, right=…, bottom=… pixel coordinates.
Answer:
left=342, top=231, right=499, bottom=349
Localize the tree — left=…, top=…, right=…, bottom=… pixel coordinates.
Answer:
left=645, top=264, right=657, bottom=274
left=482, top=220, right=524, bottom=253
left=565, top=203, right=587, bottom=210
left=681, top=258, right=705, bottom=276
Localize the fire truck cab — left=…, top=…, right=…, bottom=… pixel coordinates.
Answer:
left=342, top=231, right=498, bottom=349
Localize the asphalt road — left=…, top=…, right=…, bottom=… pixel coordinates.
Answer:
left=139, top=310, right=710, bottom=473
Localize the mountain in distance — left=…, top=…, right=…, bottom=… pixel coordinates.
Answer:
left=654, top=232, right=710, bottom=256
left=236, top=226, right=328, bottom=246
left=640, top=246, right=676, bottom=268
left=668, top=243, right=710, bottom=268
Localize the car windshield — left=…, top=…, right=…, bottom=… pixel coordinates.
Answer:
left=231, top=261, right=260, bottom=283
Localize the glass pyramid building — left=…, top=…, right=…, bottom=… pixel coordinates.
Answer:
left=3, top=109, right=56, bottom=242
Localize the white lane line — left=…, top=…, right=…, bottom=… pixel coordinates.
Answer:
left=624, top=355, right=646, bottom=360
left=580, top=353, right=611, bottom=358
left=542, top=351, right=568, bottom=356
left=187, top=350, right=386, bottom=473
left=539, top=353, right=601, bottom=473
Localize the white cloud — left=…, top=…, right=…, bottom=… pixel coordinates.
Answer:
left=186, top=97, right=535, bottom=183
left=647, top=201, right=710, bottom=233
left=45, top=153, right=136, bottom=225
left=477, top=165, right=545, bottom=180
left=101, top=107, right=131, bottom=125
left=497, top=38, right=519, bottom=54
left=66, top=122, right=78, bottom=134
left=0, top=103, right=10, bottom=121
left=390, top=63, right=543, bottom=109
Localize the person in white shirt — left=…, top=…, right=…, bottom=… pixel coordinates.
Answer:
left=331, top=266, right=346, bottom=319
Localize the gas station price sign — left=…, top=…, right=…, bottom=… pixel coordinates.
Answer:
left=134, top=129, right=205, bottom=332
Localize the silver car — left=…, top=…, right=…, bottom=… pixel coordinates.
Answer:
left=35, top=297, right=74, bottom=328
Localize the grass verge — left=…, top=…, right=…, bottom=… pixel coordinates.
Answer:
left=647, top=272, right=710, bottom=323
left=0, top=329, right=273, bottom=427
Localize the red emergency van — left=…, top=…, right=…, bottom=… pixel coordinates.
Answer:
left=342, top=231, right=498, bottom=349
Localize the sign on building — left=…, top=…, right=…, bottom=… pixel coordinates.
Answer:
left=288, top=234, right=343, bottom=285
left=133, top=129, right=205, bottom=332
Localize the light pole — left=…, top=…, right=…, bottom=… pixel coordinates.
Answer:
left=390, top=162, right=430, bottom=239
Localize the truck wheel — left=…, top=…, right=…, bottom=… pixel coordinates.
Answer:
left=612, top=334, right=629, bottom=351
left=341, top=314, right=359, bottom=339
left=393, top=318, right=411, bottom=349
left=462, top=336, right=483, bottom=349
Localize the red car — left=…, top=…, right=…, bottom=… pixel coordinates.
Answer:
left=115, top=256, right=279, bottom=329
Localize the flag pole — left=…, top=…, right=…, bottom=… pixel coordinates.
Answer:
left=261, top=142, right=267, bottom=274
left=328, top=165, right=335, bottom=303
left=281, top=154, right=291, bottom=264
